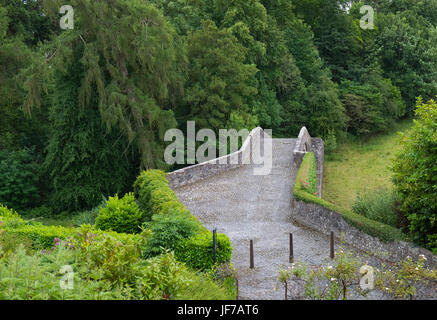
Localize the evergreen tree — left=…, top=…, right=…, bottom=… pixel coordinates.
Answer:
left=23, top=0, right=182, bottom=170
left=185, top=19, right=258, bottom=131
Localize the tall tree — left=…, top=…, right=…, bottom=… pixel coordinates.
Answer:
left=184, top=19, right=258, bottom=131
left=23, top=0, right=182, bottom=170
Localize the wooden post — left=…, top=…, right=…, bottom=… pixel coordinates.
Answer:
left=289, top=233, right=294, bottom=263
left=250, top=240, right=254, bottom=269
left=330, top=231, right=335, bottom=259
left=236, top=278, right=239, bottom=300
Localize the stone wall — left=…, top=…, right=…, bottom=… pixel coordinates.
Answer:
left=167, top=127, right=264, bottom=189
left=310, top=137, right=324, bottom=198
left=290, top=200, right=437, bottom=268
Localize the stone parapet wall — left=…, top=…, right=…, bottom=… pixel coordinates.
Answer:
left=167, top=127, right=264, bottom=189
left=293, top=126, right=312, bottom=168
left=291, top=200, right=437, bottom=268
left=310, top=137, right=324, bottom=198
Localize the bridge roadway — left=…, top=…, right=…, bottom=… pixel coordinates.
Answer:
left=171, top=138, right=344, bottom=299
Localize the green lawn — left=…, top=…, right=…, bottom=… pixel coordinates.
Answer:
left=322, top=119, right=413, bottom=210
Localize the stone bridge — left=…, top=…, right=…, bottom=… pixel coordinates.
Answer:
left=167, top=127, right=436, bottom=300
left=168, top=128, right=336, bottom=299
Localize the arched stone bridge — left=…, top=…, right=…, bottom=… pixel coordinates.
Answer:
left=168, top=128, right=334, bottom=300
left=168, top=127, right=436, bottom=300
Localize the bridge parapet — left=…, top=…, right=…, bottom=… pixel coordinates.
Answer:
left=293, top=126, right=312, bottom=168
left=167, top=127, right=265, bottom=189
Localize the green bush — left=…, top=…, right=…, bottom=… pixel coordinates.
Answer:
left=3, top=222, right=75, bottom=250
left=74, top=232, right=141, bottom=285
left=133, top=170, right=168, bottom=213
left=143, top=213, right=204, bottom=258
left=175, top=269, right=236, bottom=300
left=135, top=251, right=190, bottom=300
left=175, top=232, right=233, bottom=271
left=134, top=170, right=232, bottom=271
left=294, top=153, right=406, bottom=242
left=391, top=98, right=437, bottom=251
left=324, top=129, right=338, bottom=155
left=352, top=188, right=399, bottom=228
left=95, top=193, right=144, bottom=234
left=0, top=148, right=40, bottom=210
left=0, top=203, right=21, bottom=221
left=0, top=245, right=134, bottom=300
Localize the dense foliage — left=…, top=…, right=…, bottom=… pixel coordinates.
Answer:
left=0, top=205, right=236, bottom=299
left=95, top=193, right=144, bottom=234
left=1, top=0, right=435, bottom=213
left=0, top=0, right=436, bottom=255
left=133, top=169, right=232, bottom=270
left=391, top=98, right=437, bottom=253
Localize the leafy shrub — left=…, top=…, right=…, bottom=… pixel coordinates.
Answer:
left=135, top=251, right=189, bottom=300
left=95, top=193, right=144, bottom=234
left=134, top=170, right=168, bottom=214
left=0, top=245, right=128, bottom=300
left=0, top=229, right=34, bottom=259
left=324, top=129, right=338, bottom=155
left=73, top=233, right=141, bottom=285
left=175, top=232, right=233, bottom=271
left=3, top=222, right=75, bottom=249
left=0, top=203, right=21, bottom=221
left=143, top=213, right=203, bottom=258
left=0, top=148, right=40, bottom=210
left=175, top=268, right=236, bottom=300
left=352, top=188, right=399, bottom=228
left=391, top=98, right=437, bottom=251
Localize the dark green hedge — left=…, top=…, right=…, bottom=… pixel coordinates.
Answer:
left=1, top=203, right=140, bottom=250
left=175, top=232, right=233, bottom=271
left=133, top=170, right=232, bottom=270
left=293, top=153, right=406, bottom=243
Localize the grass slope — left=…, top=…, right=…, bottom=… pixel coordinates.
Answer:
left=323, top=119, right=413, bottom=210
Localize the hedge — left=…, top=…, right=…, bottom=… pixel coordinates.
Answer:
left=4, top=223, right=76, bottom=249
left=293, top=153, right=406, bottom=242
left=1, top=203, right=141, bottom=249
left=175, top=232, right=233, bottom=271
left=134, top=170, right=233, bottom=270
